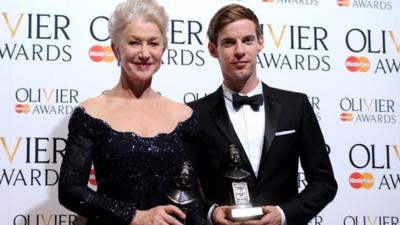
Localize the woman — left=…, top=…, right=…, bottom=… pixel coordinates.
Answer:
left=58, top=0, right=206, bottom=224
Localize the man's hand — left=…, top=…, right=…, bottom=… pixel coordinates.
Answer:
left=211, top=205, right=242, bottom=225
left=243, top=206, right=281, bottom=225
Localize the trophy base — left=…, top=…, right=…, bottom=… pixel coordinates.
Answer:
left=229, top=207, right=263, bottom=221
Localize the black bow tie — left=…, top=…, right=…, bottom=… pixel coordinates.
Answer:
left=232, top=93, right=263, bottom=110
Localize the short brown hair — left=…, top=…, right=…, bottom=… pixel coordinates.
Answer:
left=207, top=4, right=261, bottom=46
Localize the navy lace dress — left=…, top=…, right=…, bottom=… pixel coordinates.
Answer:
left=59, top=107, right=207, bottom=225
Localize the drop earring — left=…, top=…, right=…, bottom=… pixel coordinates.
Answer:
left=115, top=51, right=120, bottom=66
left=117, top=55, right=121, bottom=66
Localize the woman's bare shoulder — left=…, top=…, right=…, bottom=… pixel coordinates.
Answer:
left=78, top=95, right=108, bottom=117
left=162, top=97, right=193, bottom=121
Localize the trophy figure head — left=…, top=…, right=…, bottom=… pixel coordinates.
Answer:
left=229, top=144, right=242, bottom=166
left=177, top=161, right=192, bottom=190
left=166, top=161, right=196, bottom=206
left=223, top=145, right=251, bottom=180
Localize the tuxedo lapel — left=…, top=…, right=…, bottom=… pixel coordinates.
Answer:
left=208, top=87, right=254, bottom=176
left=208, top=88, right=236, bottom=144
left=260, top=84, right=282, bottom=162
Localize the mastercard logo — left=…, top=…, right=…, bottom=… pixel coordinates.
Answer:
left=262, top=0, right=274, bottom=2
left=340, top=112, right=353, bottom=122
left=89, top=45, right=116, bottom=63
left=349, top=172, right=374, bottom=189
left=15, top=104, right=30, bottom=113
left=337, top=0, right=350, bottom=7
left=345, top=56, right=370, bottom=72
left=88, top=167, right=97, bottom=186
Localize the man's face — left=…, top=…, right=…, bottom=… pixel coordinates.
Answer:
left=209, top=19, right=264, bottom=88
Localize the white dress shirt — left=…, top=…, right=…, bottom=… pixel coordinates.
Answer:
left=222, top=82, right=265, bottom=176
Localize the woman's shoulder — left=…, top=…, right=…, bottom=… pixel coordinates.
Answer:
left=68, top=95, right=108, bottom=134
left=160, top=97, right=199, bottom=134
left=161, top=97, right=193, bottom=121
left=78, top=95, right=108, bottom=117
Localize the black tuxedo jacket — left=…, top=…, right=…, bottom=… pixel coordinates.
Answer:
left=188, top=83, right=337, bottom=225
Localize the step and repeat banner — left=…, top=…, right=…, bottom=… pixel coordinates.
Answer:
left=1, top=0, right=399, bottom=224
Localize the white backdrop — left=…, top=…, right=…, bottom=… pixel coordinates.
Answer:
left=1, top=0, right=399, bottom=225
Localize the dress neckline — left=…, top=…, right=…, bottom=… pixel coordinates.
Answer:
left=75, top=106, right=194, bottom=139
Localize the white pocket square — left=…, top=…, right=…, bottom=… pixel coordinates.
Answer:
left=275, top=130, right=296, bottom=136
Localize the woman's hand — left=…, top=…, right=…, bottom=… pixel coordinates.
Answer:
left=131, top=205, right=186, bottom=225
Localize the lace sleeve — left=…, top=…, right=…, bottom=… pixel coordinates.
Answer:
left=58, top=108, right=135, bottom=225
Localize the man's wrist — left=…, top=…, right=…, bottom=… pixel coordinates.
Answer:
left=207, top=203, right=218, bottom=225
left=276, top=206, right=287, bottom=225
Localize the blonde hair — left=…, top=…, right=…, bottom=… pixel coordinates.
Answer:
left=108, top=0, right=169, bottom=47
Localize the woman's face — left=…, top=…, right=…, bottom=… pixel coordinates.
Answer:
left=113, top=17, right=164, bottom=83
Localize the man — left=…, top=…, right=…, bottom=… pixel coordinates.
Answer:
left=188, top=4, right=337, bottom=225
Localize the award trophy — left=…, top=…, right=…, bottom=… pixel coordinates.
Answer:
left=222, top=144, right=263, bottom=221
left=166, top=161, right=196, bottom=224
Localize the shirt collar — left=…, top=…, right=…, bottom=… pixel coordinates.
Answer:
left=222, top=80, right=263, bottom=101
